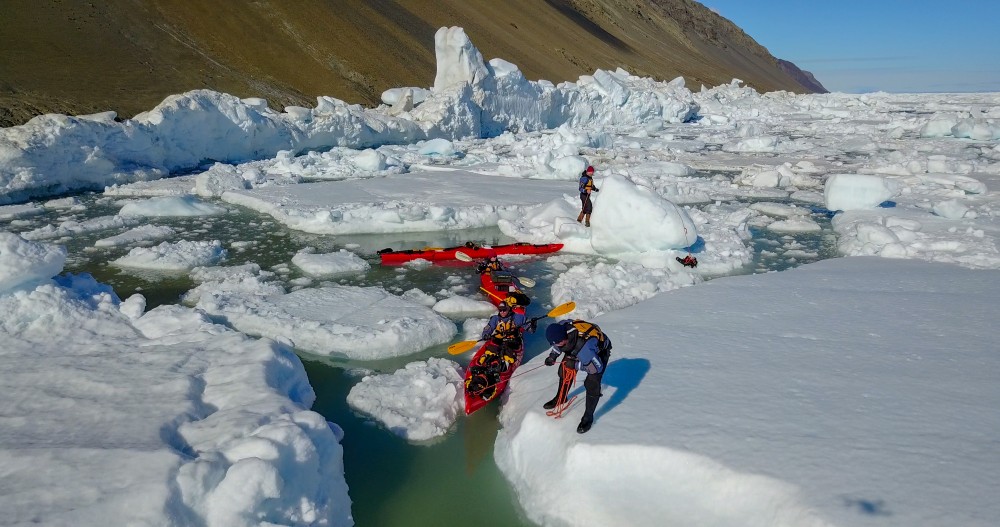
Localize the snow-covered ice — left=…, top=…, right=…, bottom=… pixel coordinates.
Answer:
left=291, top=248, right=371, bottom=277
left=346, top=357, right=465, bottom=442
left=112, top=239, right=227, bottom=271
left=497, top=257, right=1000, bottom=527
left=194, top=284, right=457, bottom=360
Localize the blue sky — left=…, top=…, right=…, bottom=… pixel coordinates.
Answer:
left=699, top=0, right=1000, bottom=93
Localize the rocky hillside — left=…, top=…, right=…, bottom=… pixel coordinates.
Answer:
left=0, top=0, right=826, bottom=127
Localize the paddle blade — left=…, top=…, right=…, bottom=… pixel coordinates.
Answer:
left=454, top=251, right=473, bottom=262
left=517, top=276, right=536, bottom=288
left=448, top=340, right=480, bottom=355
left=547, top=301, right=575, bottom=318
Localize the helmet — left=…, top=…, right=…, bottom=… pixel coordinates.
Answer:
left=545, top=323, right=569, bottom=345
left=586, top=165, right=595, bottom=173
left=503, top=296, right=518, bottom=307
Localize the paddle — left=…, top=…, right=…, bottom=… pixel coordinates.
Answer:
left=446, top=301, right=576, bottom=355
left=455, top=251, right=537, bottom=288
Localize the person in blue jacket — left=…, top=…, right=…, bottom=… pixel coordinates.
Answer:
left=543, top=319, right=613, bottom=433
left=479, top=298, right=535, bottom=371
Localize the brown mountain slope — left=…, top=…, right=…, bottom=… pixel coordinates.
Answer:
left=0, top=0, right=825, bottom=127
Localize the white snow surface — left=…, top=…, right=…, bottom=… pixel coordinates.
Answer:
left=346, top=357, right=465, bottom=442
left=432, top=295, right=498, bottom=317
left=0, top=236, right=351, bottom=526
left=497, top=257, right=1000, bottom=527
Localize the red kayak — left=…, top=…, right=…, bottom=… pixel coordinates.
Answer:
left=463, top=341, right=524, bottom=415
left=479, top=270, right=528, bottom=308
left=378, top=242, right=562, bottom=265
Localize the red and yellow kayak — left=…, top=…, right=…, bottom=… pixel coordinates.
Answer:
left=463, top=340, right=524, bottom=415
left=378, top=242, right=562, bottom=265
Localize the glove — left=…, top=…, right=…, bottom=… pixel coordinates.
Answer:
left=528, top=320, right=537, bottom=332
left=593, top=187, right=600, bottom=192
left=544, top=353, right=558, bottom=367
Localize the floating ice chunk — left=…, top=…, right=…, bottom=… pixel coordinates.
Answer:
left=94, top=225, right=175, bottom=247
left=401, top=288, right=437, bottom=306
left=351, top=149, right=387, bottom=172
left=418, top=138, right=457, bottom=156
left=432, top=295, right=497, bottom=317
left=195, top=285, right=457, bottom=359
left=824, top=174, right=900, bottom=211
left=112, top=240, right=227, bottom=271
left=951, top=118, right=996, bottom=141
left=42, top=197, right=82, bottom=210
left=346, top=357, right=465, bottom=442
left=749, top=202, right=808, bottom=218
left=552, top=260, right=699, bottom=319
left=723, top=136, right=779, bottom=153
left=119, top=294, right=146, bottom=320
left=0, top=232, right=66, bottom=294
left=291, top=249, right=370, bottom=277
left=589, top=175, right=698, bottom=254
left=932, top=199, right=970, bottom=219
left=23, top=214, right=145, bottom=241
left=547, top=155, right=588, bottom=179
left=0, top=203, right=45, bottom=220
left=195, top=163, right=248, bottom=197
left=767, top=218, right=822, bottom=233
left=119, top=195, right=227, bottom=217
left=919, top=116, right=960, bottom=137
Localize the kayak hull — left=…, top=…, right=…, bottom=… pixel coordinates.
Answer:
left=379, top=242, right=562, bottom=265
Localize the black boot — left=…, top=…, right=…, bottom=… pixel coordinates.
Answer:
left=577, top=394, right=601, bottom=433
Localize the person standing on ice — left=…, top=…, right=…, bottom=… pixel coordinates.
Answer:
left=543, top=320, right=612, bottom=433
left=577, top=165, right=599, bottom=227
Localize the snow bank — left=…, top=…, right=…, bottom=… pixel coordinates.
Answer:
left=824, top=173, right=900, bottom=211
left=0, top=242, right=351, bottom=526
left=497, top=257, right=1000, bottom=527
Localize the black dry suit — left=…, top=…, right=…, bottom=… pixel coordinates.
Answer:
left=545, top=320, right=612, bottom=432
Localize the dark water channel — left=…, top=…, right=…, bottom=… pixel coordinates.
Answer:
left=2, top=190, right=835, bottom=526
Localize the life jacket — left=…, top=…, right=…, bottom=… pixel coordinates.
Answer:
left=492, top=315, right=520, bottom=340
left=580, top=174, right=596, bottom=192
left=566, top=319, right=612, bottom=356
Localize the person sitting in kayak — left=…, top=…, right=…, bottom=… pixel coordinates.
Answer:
left=478, top=297, right=535, bottom=371
left=476, top=255, right=506, bottom=274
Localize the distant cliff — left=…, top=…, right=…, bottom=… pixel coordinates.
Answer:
left=0, top=0, right=826, bottom=127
